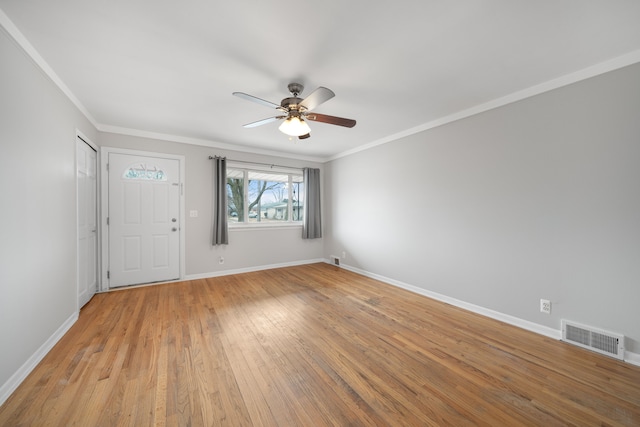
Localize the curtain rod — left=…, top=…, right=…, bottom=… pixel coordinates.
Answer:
left=208, top=156, right=303, bottom=171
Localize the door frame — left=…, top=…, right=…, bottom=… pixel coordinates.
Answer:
left=76, top=130, right=100, bottom=309
left=100, top=147, right=186, bottom=291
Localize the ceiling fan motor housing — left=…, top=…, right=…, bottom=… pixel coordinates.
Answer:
left=281, top=97, right=304, bottom=113
left=280, top=82, right=306, bottom=113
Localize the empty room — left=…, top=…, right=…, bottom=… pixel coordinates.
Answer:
left=1, top=1, right=640, bottom=425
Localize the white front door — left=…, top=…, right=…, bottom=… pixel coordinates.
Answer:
left=108, top=153, right=181, bottom=287
left=77, top=138, right=98, bottom=307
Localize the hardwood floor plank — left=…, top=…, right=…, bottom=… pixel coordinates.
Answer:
left=1, top=263, right=639, bottom=426
left=213, top=276, right=313, bottom=426
left=262, top=270, right=532, bottom=425
left=226, top=274, right=382, bottom=426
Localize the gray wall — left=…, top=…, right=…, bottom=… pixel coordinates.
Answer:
left=0, top=28, right=98, bottom=387
left=3, top=13, right=640, bottom=400
left=0, top=19, right=324, bottom=391
left=99, top=133, right=324, bottom=276
left=325, top=62, right=640, bottom=353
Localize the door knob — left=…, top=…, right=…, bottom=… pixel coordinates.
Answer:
left=172, top=227, right=177, bottom=232
left=172, top=218, right=177, bottom=222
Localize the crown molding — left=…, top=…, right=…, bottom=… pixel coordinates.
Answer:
left=97, top=124, right=326, bottom=163
left=0, top=9, right=99, bottom=128
left=0, top=9, right=324, bottom=164
left=4, top=8, right=639, bottom=165
left=328, top=49, right=640, bottom=162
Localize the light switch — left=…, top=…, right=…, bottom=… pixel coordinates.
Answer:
left=190, top=210, right=198, bottom=218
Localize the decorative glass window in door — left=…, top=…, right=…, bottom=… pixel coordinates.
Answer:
left=122, top=164, right=167, bottom=181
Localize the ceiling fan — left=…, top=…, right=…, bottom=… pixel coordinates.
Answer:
left=233, top=83, right=356, bottom=140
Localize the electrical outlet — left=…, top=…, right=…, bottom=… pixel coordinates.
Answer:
left=540, top=299, right=551, bottom=314
left=219, top=256, right=224, bottom=264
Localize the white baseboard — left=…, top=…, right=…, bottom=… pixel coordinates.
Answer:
left=329, top=260, right=563, bottom=339
left=0, top=312, right=78, bottom=406
left=625, top=350, right=640, bottom=367
left=330, top=261, right=640, bottom=366
left=3, top=261, right=634, bottom=410
left=184, top=258, right=326, bottom=281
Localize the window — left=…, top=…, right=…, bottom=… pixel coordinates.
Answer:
left=123, top=163, right=167, bottom=181
left=227, top=167, right=304, bottom=225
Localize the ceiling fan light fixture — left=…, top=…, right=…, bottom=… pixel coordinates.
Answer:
left=279, top=116, right=311, bottom=137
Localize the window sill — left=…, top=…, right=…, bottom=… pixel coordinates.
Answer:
left=229, top=223, right=303, bottom=232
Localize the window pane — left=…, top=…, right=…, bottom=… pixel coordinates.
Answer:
left=291, top=178, right=304, bottom=221
left=226, top=168, right=244, bottom=223
left=248, top=171, right=288, bottom=223
left=123, top=164, right=167, bottom=181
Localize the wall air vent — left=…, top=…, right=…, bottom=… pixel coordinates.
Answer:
left=561, top=320, right=624, bottom=360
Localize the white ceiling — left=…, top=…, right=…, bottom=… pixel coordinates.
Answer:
left=2, top=1, right=640, bottom=161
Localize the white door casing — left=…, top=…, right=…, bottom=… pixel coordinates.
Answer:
left=105, top=151, right=183, bottom=288
left=77, top=137, right=98, bottom=308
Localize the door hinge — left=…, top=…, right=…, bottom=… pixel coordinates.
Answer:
left=107, top=270, right=110, bottom=279
left=106, top=217, right=109, bottom=225
left=106, top=163, right=109, bottom=171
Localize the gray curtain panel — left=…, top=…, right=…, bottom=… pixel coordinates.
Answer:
left=212, top=156, right=228, bottom=245
left=302, top=167, right=322, bottom=239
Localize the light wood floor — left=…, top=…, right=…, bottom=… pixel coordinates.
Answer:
left=1, top=263, right=639, bottom=426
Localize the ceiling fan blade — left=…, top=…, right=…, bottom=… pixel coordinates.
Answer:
left=299, top=87, right=335, bottom=111
left=305, top=113, right=356, bottom=128
left=233, top=92, right=280, bottom=109
left=243, top=116, right=286, bottom=128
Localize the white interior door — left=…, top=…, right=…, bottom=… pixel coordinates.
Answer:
left=77, top=138, right=98, bottom=307
left=108, top=153, right=180, bottom=287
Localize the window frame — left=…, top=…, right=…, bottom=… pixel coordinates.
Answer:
left=226, top=164, right=304, bottom=229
